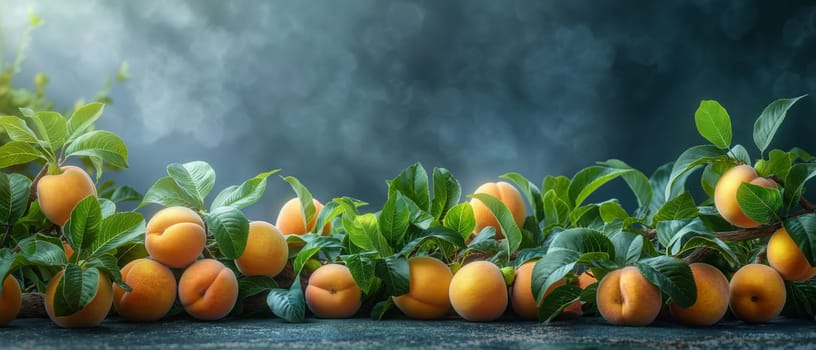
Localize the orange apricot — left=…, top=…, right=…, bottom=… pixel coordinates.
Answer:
left=305, top=264, right=362, bottom=318
left=45, top=270, right=113, bottom=328
left=729, top=263, right=786, bottom=323
left=275, top=198, right=331, bottom=236
left=36, top=165, right=97, bottom=226
left=178, top=259, right=239, bottom=321
left=113, top=258, right=177, bottom=322
left=596, top=266, right=662, bottom=326
left=767, top=228, right=816, bottom=281
left=234, top=221, right=289, bottom=277
left=714, top=165, right=777, bottom=228
left=0, top=275, right=22, bottom=326
left=469, top=181, right=526, bottom=239
left=449, top=260, right=508, bottom=322
left=145, top=206, right=206, bottom=268
left=511, top=261, right=583, bottom=320
left=392, top=256, right=453, bottom=319
left=669, top=263, right=730, bottom=326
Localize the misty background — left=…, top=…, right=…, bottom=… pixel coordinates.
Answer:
left=1, top=1, right=815, bottom=220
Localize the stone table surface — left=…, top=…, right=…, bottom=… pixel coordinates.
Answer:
left=2, top=316, right=815, bottom=349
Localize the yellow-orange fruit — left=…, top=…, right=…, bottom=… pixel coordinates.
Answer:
left=178, top=259, right=238, bottom=321
left=305, top=264, right=362, bottom=318
left=113, top=258, right=177, bottom=322
left=767, top=228, right=816, bottom=281
left=234, top=221, right=289, bottom=277
left=714, top=165, right=777, bottom=228
left=511, top=261, right=582, bottom=320
left=275, top=198, right=331, bottom=237
left=0, top=275, right=21, bottom=326
left=63, top=242, right=74, bottom=261
left=469, top=181, right=526, bottom=239
left=669, top=263, right=730, bottom=326
left=145, top=206, right=206, bottom=268
left=36, top=165, right=97, bottom=226
left=449, top=260, right=508, bottom=322
left=596, top=266, right=662, bottom=326
left=393, top=256, right=453, bottom=319
left=729, top=263, right=786, bottom=323
left=577, top=272, right=597, bottom=289
left=45, top=270, right=113, bottom=328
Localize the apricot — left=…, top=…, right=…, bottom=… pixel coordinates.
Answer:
left=469, top=181, right=525, bottom=239
left=392, top=256, right=452, bottom=319
left=714, top=165, right=777, bottom=228
left=36, top=165, right=97, bottom=226
left=596, top=266, right=662, bottom=326
left=729, top=263, right=786, bottom=323
left=767, top=228, right=816, bottom=281
left=234, top=221, right=289, bottom=277
left=449, top=260, right=508, bottom=322
left=145, top=206, right=206, bottom=268
left=275, top=198, right=331, bottom=237
left=45, top=270, right=113, bottom=328
left=178, top=259, right=239, bottom=321
left=63, top=241, right=74, bottom=261
left=577, top=271, right=597, bottom=289
left=669, top=263, right=730, bottom=326
left=510, top=261, right=582, bottom=320
left=0, top=275, right=21, bottom=326
left=305, top=264, right=362, bottom=318
left=113, top=258, right=177, bottom=322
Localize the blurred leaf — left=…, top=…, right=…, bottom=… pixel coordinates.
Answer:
left=266, top=278, right=305, bottom=323
left=67, top=102, right=104, bottom=142
left=653, top=192, right=698, bottom=223
left=64, top=130, right=128, bottom=169
left=205, top=206, right=249, bottom=259
left=753, top=95, right=806, bottom=155
left=211, top=170, right=278, bottom=210
left=442, top=202, right=475, bottom=240
left=371, top=298, right=395, bottom=321
left=636, top=256, right=696, bottom=308
left=694, top=100, right=732, bottom=149
left=736, top=182, right=781, bottom=225
left=391, top=163, right=430, bottom=212
left=380, top=187, right=410, bottom=248
left=64, top=196, right=102, bottom=260
left=430, top=167, right=461, bottom=220
left=470, top=193, right=522, bottom=255
left=0, top=141, right=47, bottom=168
left=783, top=214, right=816, bottom=266
left=139, top=176, right=200, bottom=209
left=502, top=172, right=545, bottom=222
left=789, top=147, right=814, bottom=162
left=0, top=115, right=38, bottom=143
left=88, top=212, right=145, bottom=259
left=666, top=145, right=725, bottom=199
left=29, top=111, right=67, bottom=151
left=0, top=172, right=31, bottom=226
left=167, top=161, right=214, bottom=209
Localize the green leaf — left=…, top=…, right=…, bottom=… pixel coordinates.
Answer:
left=376, top=255, right=409, bottom=296
left=397, top=226, right=465, bottom=256
left=0, top=172, right=31, bottom=225
left=344, top=213, right=392, bottom=256
left=442, top=202, right=475, bottom=240
left=531, top=248, right=581, bottom=306
left=501, top=172, right=545, bottom=222
left=380, top=187, right=410, bottom=248
left=238, top=276, right=278, bottom=300
left=538, top=284, right=583, bottom=323
left=728, top=144, right=751, bottom=165
left=756, top=149, right=792, bottom=179
left=598, top=159, right=653, bottom=210
left=167, top=161, right=215, bottom=209
left=653, top=192, right=698, bottom=223
left=656, top=218, right=696, bottom=250
left=569, top=166, right=630, bottom=208
left=666, top=145, right=725, bottom=199
left=0, top=115, right=39, bottom=143
left=105, top=186, right=142, bottom=204
left=293, top=247, right=322, bottom=276
left=63, top=196, right=102, bottom=260
left=701, top=162, right=730, bottom=198
left=789, top=147, right=815, bottom=162
left=282, top=176, right=317, bottom=232
left=30, top=111, right=68, bottom=151
left=205, top=206, right=250, bottom=259
left=636, top=256, right=696, bottom=308
left=313, top=201, right=344, bottom=237
left=543, top=190, right=570, bottom=227
left=139, top=177, right=201, bottom=209
left=542, top=176, right=571, bottom=203
left=784, top=163, right=816, bottom=210
left=53, top=265, right=100, bottom=317
left=783, top=214, right=816, bottom=266
left=694, top=100, right=732, bottom=149
left=371, top=298, right=395, bottom=321
left=88, top=212, right=145, bottom=259
left=736, top=182, right=782, bottom=224
left=391, top=163, right=430, bottom=211
left=599, top=201, right=628, bottom=223
left=342, top=253, right=377, bottom=294
left=782, top=280, right=816, bottom=319
left=85, top=253, right=128, bottom=291
left=0, top=141, right=47, bottom=168
left=403, top=196, right=434, bottom=230
left=470, top=193, right=522, bottom=255
left=266, top=278, right=305, bottom=323
left=674, top=234, right=739, bottom=267
left=210, top=170, right=278, bottom=210
left=430, top=167, right=461, bottom=220
left=17, top=237, right=67, bottom=267
left=64, top=130, right=128, bottom=169
left=549, top=228, right=616, bottom=259
left=753, top=95, right=806, bottom=155
left=67, top=102, right=104, bottom=142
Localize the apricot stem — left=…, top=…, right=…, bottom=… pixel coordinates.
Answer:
left=202, top=246, right=215, bottom=259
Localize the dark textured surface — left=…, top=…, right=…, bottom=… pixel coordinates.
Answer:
left=2, top=316, right=815, bottom=349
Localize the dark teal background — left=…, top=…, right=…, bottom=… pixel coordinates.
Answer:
left=1, top=1, right=814, bottom=218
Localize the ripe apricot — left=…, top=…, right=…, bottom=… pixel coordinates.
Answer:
left=596, top=266, right=662, bottom=326
left=36, top=165, right=97, bottom=226
left=234, top=221, right=289, bottom=277
left=45, top=270, right=113, bottom=328
left=449, top=260, right=508, bottom=322
left=0, top=275, right=21, bottom=326
left=178, top=259, right=239, bottom=321
left=729, top=263, right=786, bottom=323
left=113, top=258, right=177, bottom=322
left=577, top=271, right=597, bottom=289
left=145, top=206, right=206, bottom=268
left=669, top=263, right=730, bottom=326
left=767, top=228, right=816, bottom=281
left=63, top=242, right=74, bottom=261
left=275, top=198, right=331, bottom=237
left=510, top=261, right=582, bottom=320
left=714, top=165, right=777, bottom=228
left=305, top=264, right=361, bottom=318
left=392, top=256, right=452, bottom=319
left=469, top=181, right=525, bottom=239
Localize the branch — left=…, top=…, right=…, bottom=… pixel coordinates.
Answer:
left=683, top=248, right=714, bottom=264
left=714, top=224, right=780, bottom=241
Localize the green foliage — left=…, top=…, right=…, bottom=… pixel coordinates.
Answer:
left=694, top=100, right=732, bottom=149
left=753, top=95, right=806, bottom=155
